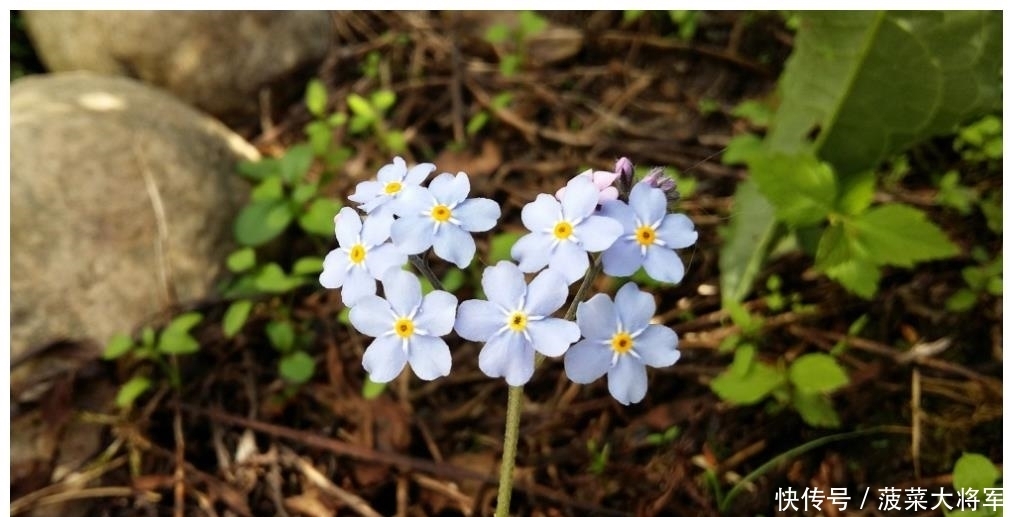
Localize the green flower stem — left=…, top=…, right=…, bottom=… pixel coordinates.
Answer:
left=495, top=255, right=603, bottom=516
left=409, top=254, right=444, bottom=291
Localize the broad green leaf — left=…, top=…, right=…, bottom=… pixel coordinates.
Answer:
left=103, top=334, right=135, bottom=360
left=788, top=353, right=850, bottom=393
left=719, top=179, right=781, bottom=305
left=823, top=260, right=881, bottom=299
left=769, top=12, right=1001, bottom=175
left=254, top=263, right=306, bottom=294
left=711, top=352, right=785, bottom=406
left=791, top=392, right=841, bottom=428
left=279, top=351, right=315, bottom=384
left=292, top=257, right=324, bottom=276
left=116, top=375, right=152, bottom=408
left=852, top=204, right=959, bottom=267
left=347, top=94, right=375, bottom=119
left=223, top=300, right=253, bottom=338
left=234, top=199, right=294, bottom=247
left=279, top=144, right=314, bottom=184
left=266, top=321, right=295, bottom=353
left=370, top=90, right=396, bottom=113
left=952, top=452, right=999, bottom=492
left=305, top=79, right=327, bottom=117
left=749, top=152, right=836, bottom=227
left=362, top=378, right=387, bottom=400
left=814, top=224, right=881, bottom=298
left=298, top=198, right=342, bottom=237
left=237, top=158, right=279, bottom=181
left=226, top=248, right=256, bottom=273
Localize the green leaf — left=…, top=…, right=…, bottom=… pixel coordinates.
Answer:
left=731, top=99, right=773, bottom=127
left=362, top=378, right=387, bottom=399
left=623, top=10, right=645, bottom=24
left=711, top=349, right=786, bottom=405
left=952, top=452, right=999, bottom=492
left=499, top=54, right=522, bottom=77
left=157, top=312, right=203, bottom=355
left=298, top=197, right=342, bottom=237
left=305, top=79, right=327, bottom=117
left=484, top=24, right=510, bottom=44
left=279, top=144, right=314, bottom=184
left=103, top=334, right=135, bottom=360
left=814, top=220, right=881, bottom=298
left=254, top=263, right=306, bottom=294
left=290, top=182, right=319, bottom=206
left=164, top=312, right=203, bottom=335
left=237, top=158, right=280, bottom=181
left=519, top=10, right=548, bottom=36
left=722, top=134, right=765, bottom=166
left=852, top=204, right=960, bottom=267
left=305, top=121, right=332, bottom=156
left=347, top=94, right=375, bottom=120
left=769, top=12, right=1001, bottom=175
left=383, top=131, right=407, bottom=154
left=279, top=351, right=315, bottom=384
left=370, top=90, right=396, bottom=113
left=116, top=375, right=152, bottom=408
left=234, top=199, right=294, bottom=247
left=788, top=353, right=849, bottom=394
left=223, top=300, right=253, bottom=339
left=835, top=169, right=876, bottom=216
left=729, top=344, right=756, bottom=377
left=824, top=260, right=881, bottom=299
left=719, top=179, right=781, bottom=305
left=440, top=269, right=465, bottom=293
left=227, top=247, right=256, bottom=273
left=266, top=321, right=296, bottom=353
left=292, top=257, right=324, bottom=276
left=945, top=289, right=978, bottom=312
left=749, top=152, right=837, bottom=227
left=791, top=392, right=841, bottom=428
left=251, top=176, right=284, bottom=201
left=488, top=232, right=523, bottom=264
left=466, top=112, right=490, bottom=136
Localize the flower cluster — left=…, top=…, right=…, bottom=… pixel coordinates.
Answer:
left=321, top=156, right=697, bottom=404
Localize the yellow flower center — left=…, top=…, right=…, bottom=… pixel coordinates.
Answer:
left=393, top=317, right=414, bottom=338
left=634, top=225, right=656, bottom=246
left=384, top=181, right=403, bottom=195
left=431, top=204, right=452, bottom=222
left=507, top=311, right=528, bottom=332
left=349, top=244, right=367, bottom=264
left=552, top=221, right=574, bottom=240
left=610, top=331, right=634, bottom=354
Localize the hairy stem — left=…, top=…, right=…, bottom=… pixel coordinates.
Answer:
left=409, top=254, right=444, bottom=291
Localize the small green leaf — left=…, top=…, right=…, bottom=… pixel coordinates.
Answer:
left=835, top=169, right=876, bottom=216
left=103, top=334, right=135, bottom=360
left=731, top=99, right=773, bottom=127
left=305, top=79, right=328, bottom=117
left=466, top=112, right=490, bottom=136
left=141, top=327, right=156, bottom=349
left=237, top=158, right=280, bottom=181
left=254, top=263, right=306, bottom=294
left=711, top=357, right=785, bottom=405
left=719, top=179, right=780, bottom=305
left=370, top=90, right=396, bottom=113
left=291, top=182, right=319, bottom=206
left=279, top=144, right=314, bottom=184
left=298, top=197, right=342, bottom=237
left=519, top=10, right=548, bottom=36
left=791, top=392, right=841, bottom=428
left=788, top=353, right=849, bottom=394
left=338, top=307, right=351, bottom=325
left=165, top=312, right=203, bottom=335
left=227, top=248, right=256, bottom=273
left=327, top=112, right=347, bottom=127
left=292, top=257, right=324, bottom=276
left=952, top=452, right=999, bottom=491
left=362, top=378, right=387, bottom=399
left=853, top=204, right=960, bottom=267
left=729, top=344, right=756, bottom=377
left=484, top=24, right=510, bottom=44
left=223, top=300, right=253, bottom=338
left=279, top=351, right=315, bottom=384
left=623, top=10, right=645, bottom=24
left=722, top=134, right=765, bottom=166
left=750, top=152, right=837, bottom=227
left=116, top=375, right=152, bottom=408
left=946, top=289, right=978, bottom=312
left=499, top=54, right=522, bottom=77
left=234, top=199, right=294, bottom=247
left=383, top=131, right=407, bottom=154
left=157, top=333, right=200, bottom=355
left=347, top=94, right=375, bottom=119
left=251, top=176, right=284, bottom=201
left=266, top=321, right=296, bottom=353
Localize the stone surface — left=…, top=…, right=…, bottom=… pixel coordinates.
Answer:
left=24, top=11, right=333, bottom=120
left=11, top=72, right=258, bottom=360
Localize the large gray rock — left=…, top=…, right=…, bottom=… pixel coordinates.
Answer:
left=24, top=11, right=333, bottom=120
left=11, top=72, right=258, bottom=360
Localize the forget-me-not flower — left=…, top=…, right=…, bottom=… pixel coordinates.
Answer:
left=600, top=182, right=698, bottom=283
left=319, top=207, right=408, bottom=306
left=454, top=261, right=580, bottom=386
left=390, top=172, right=501, bottom=268
left=555, top=169, right=620, bottom=204
left=563, top=282, right=680, bottom=405
left=350, top=269, right=458, bottom=382
left=511, top=175, right=623, bottom=284
left=348, top=157, right=435, bottom=216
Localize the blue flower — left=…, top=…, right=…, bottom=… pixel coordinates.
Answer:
left=511, top=175, right=623, bottom=284
left=319, top=207, right=407, bottom=306
left=350, top=269, right=458, bottom=382
left=390, top=172, right=501, bottom=268
left=600, top=182, right=697, bottom=283
left=563, top=282, right=680, bottom=405
left=455, top=261, right=580, bottom=386
left=348, top=157, right=435, bottom=216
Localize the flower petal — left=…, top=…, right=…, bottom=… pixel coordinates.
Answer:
left=575, top=215, right=623, bottom=252
left=365, top=243, right=407, bottom=280
left=656, top=213, right=698, bottom=249
left=614, top=282, right=655, bottom=333
left=548, top=241, right=589, bottom=284
left=523, top=269, right=569, bottom=316
left=602, top=240, right=643, bottom=278
left=503, top=339, right=536, bottom=386
left=341, top=268, right=376, bottom=306
left=362, top=335, right=408, bottom=383
left=563, top=339, right=611, bottom=383
left=391, top=215, right=435, bottom=255
left=377, top=157, right=408, bottom=183
left=630, top=182, right=666, bottom=225
left=478, top=331, right=519, bottom=380
left=433, top=224, right=476, bottom=268
left=415, top=290, right=458, bottom=336
left=608, top=355, right=648, bottom=405
left=455, top=198, right=500, bottom=232
left=511, top=233, right=553, bottom=274
left=455, top=299, right=504, bottom=341
left=349, top=295, right=394, bottom=337
left=634, top=324, right=680, bottom=368
left=576, top=293, right=617, bottom=341
left=599, top=200, right=636, bottom=232
left=319, top=249, right=349, bottom=288
left=433, top=172, right=471, bottom=206
left=561, top=175, right=599, bottom=219
left=526, top=318, right=579, bottom=357
left=404, top=162, right=436, bottom=186
left=521, top=194, right=561, bottom=232
left=391, top=185, right=434, bottom=218
left=381, top=269, right=422, bottom=316
left=643, top=246, right=686, bottom=284
left=407, top=335, right=452, bottom=380
left=335, top=207, right=362, bottom=249
left=361, top=211, right=394, bottom=245
left=348, top=180, right=381, bottom=205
